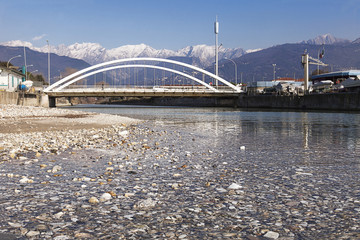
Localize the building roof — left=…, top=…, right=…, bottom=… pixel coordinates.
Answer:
left=311, top=70, right=360, bottom=81
left=0, top=66, right=25, bottom=77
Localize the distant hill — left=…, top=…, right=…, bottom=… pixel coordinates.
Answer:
left=0, top=45, right=91, bottom=84
left=216, top=42, right=360, bottom=84
left=2, top=34, right=360, bottom=86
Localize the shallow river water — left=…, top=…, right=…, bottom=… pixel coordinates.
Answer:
left=66, top=105, right=360, bottom=168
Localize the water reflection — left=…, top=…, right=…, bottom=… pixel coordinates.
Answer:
left=63, top=105, right=360, bottom=167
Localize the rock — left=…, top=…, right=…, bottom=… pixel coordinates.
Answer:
left=52, top=165, right=62, bottom=173
left=134, top=198, right=156, bottom=210
left=171, top=183, right=179, bottom=189
left=8, top=222, right=22, bottom=228
left=125, top=193, right=135, bottom=198
left=263, top=231, right=279, bottom=239
left=53, top=212, right=64, bottom=219
left=89, top=197, right=99, bottom=204
left=36, top=224, right=48, bottom=231
left=19, top=177, right=33, bottom=184
left=54, top=235, right=71, bottom=240
left=26, top=231, right=40, bottom=237
left=119, top=130, right=129, bottom=138
left=75, top=232, right=93, bottom=238
left=100, top=193, right=112, bottom=202
left=228, top=183, right=242, bottom=190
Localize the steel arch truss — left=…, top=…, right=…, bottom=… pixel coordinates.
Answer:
left=44, top=57, right=241, bottom=92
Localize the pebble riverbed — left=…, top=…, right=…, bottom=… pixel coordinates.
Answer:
left=0, top=105, right=359, bottom=239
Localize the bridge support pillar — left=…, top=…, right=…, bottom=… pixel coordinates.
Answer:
left=49, top=97, right=56, bottom=108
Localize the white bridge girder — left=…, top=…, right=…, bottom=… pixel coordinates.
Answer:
left=44, top=57, right=241, bottom=93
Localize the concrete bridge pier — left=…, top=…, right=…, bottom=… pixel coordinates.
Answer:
left=49, top=96, right=56, bottom=108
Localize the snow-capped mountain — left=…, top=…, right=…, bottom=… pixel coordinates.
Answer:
left=1, top=40, right=245, bottom=67
left=352, top=37, right=360, bottom=44
left=302, top=33, right=350, bottom=45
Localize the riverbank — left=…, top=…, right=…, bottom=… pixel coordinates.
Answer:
left=0, top=104, right=139, bottom=134
left=0, top=105, right=359, bottom=239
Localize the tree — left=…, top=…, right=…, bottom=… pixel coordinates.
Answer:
left=28, top=73, right=48, bottom=85
left=0, top=61, right=14, bottom=68
left=311, top=68, right=330, bottom=76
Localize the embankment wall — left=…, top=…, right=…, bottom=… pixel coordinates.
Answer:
left=237, top=93, right=360, bottom=110
left=1, top=91, right=359, bottom=111
left=0, top=91, right=49, bottom=107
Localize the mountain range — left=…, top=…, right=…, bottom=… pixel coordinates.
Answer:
left=1, top=33, right=360, bottom=85
left=1, top=40, right=245, bottom=67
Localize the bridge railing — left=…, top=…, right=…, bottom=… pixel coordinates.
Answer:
left=59, top=84, right=241, bottom=92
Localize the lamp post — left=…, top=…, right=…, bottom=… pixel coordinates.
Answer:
left=7, top=55, right=21, bottom=69
left=225, top=57, right=237, bottom=85
left=25, top=65, right=33, bottom=80
left=7, top=55, right=22, bottom=90
left=272, top=64, right=276, bottom=81
left=27, top=70, right=38, bottom=79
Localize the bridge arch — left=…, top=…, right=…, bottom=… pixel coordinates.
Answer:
left=44, top=57, right=241, bottom=92
left=56, top=64, right=219, bottom=92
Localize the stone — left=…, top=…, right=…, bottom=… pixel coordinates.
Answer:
left=263, top=231, right=279, bottom=239
left=8, top=222, right=21, bottom=228
left=52, top=165, right=62, bottom=173
left=74, top=232, right=93, bottom=238
left=89, top=197, right=99, bottom=204
left=134, top=198, right=156, bottom=210
left=228, top=183, right=242, bottom=190
left=100, top=193, right=112, bottom=202
left=53, top=212, right=64, bottom=219
left=26, top=231, right=40, bottom=237
left=19, top=177, right=33, bottom=184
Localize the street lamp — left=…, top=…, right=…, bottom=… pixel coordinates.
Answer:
left=7, top=55, right=21, bottom=68
left=27, top=70, right=38, bottom=79
left=225, top=57, right=237, bottom=85
left=7, top=55, right=21, bottom=90
left=272, top=64, right=276, bottom=81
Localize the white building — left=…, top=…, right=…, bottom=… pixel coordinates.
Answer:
left=0, top=66, right=25, bottom=91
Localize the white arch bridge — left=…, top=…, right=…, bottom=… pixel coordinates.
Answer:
left=44, top=58, right=243, bottom=106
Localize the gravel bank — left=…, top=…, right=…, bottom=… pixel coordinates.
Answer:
left=0, top=105, right=359, bottom=239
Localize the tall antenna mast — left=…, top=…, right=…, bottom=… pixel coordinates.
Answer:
left=214, top=16, right=219, bottom=86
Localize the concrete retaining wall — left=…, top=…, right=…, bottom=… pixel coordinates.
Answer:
left=237, top=93, right=360, bottom=111
left=2, top=91, right=359, bottom=111
left=0, top=91, right=49, bottom=107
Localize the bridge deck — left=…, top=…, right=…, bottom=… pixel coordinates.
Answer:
left=46, top=88, right=242, bottom=98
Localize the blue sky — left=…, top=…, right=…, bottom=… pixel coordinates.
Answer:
left=0, top=0, right=359, bottom=50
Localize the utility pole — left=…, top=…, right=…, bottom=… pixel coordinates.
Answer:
left=24, top=46, right=27, bottom=80
left=47, top=40, right=50, bottom=85
left=301, top=51, right=327, bottom=94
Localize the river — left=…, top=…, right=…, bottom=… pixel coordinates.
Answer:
left=64, top=104, right=360, bottom=168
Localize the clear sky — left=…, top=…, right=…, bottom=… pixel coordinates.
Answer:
left=0, top=0, right=359, bottom=50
